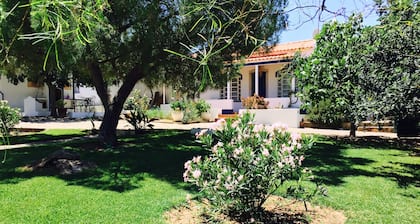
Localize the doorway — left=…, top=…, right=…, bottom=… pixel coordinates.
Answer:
left=251, top=71, right=267, bottom=97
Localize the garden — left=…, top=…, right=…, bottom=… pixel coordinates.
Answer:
left=0, top=100, right=418, bottom=223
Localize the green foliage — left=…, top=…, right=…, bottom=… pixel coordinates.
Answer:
left=357, top=1, right=419, bottom=123
left=181, top=100, right=200, bottom=124
left=0, top=100, right=20, bottom=163
left=0, top=100, right=20, bottom=143
left=195, top=99, right=210, bottom=114
left=145, top=108, right=165, bottom=120
left=184, top=112, right=315, bottom=220
left=295, top=16, right=364, bottom=126
left=2, top=0, right=289, bottom=145
left=170, top=100, right=187, bottom=111
left=123, top=90, right=153, bottom=133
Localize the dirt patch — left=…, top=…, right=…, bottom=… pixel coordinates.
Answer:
left=22, top=149, right=96, bottom=175
left=165, top=196, right=346, bottom=224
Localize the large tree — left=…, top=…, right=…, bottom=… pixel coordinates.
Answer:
left=357, top=0, right=419, bottom=136
left=1, top=0, right=288, bottom=145
left=294, top=15, right=364, bottom=137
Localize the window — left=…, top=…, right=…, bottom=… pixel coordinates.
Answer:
left=220, top=77, right=241, bottom=101
left=276, top=71, right=293, bottom=97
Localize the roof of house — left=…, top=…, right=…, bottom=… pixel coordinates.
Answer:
left=243, top=39, right=315, bottom=65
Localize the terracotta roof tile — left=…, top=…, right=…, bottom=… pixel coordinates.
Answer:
left=245, top=39, right=315, bottom=64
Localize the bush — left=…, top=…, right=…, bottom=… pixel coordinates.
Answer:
left=183, top=112, right=314, bottom=219
left=170, top=100, right=187, bottom=111
left=123, top=91, right=152, bottom=133
left=0, top=100, right=20, bottom=144
left=195, top=99, right=211, bottom=114
left=182, top=100, right=200, bottom=124
left=241, top=94, right=269, bottom=109
left=145, top=108, right=165, bottom=120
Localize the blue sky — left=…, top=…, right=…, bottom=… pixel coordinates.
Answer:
left=280, top=0, right=380, bottom=42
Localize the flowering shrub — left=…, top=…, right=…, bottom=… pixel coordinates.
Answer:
left=0, top=100, right=21, bottom=163
left=0, top=100, right=20, bottom=142
left=184, top=112, right=314, bottom=217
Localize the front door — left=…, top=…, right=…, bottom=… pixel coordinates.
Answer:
left=251, top=71, right=267, bottom=97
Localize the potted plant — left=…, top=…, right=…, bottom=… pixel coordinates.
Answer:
left=56, top=99, right=67, bottom=117
left=170, top=100, right=186, bottom=121
left=195, top=99, right=211, bottom=121
left=241, top=94, right=269, bottom=109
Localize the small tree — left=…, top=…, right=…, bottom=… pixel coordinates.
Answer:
left=294, top=16, right=365, bottom=137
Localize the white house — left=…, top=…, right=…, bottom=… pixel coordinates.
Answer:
left=198, top=39, right=315, bottom=111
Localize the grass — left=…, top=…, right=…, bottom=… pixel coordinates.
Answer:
left=0, top=129, right=203, bottom=223
left=4, top=129, right=87, bottom=145
left=0, top=130, right=418, bottom=223
left=303, top=137, right=419, bottom=224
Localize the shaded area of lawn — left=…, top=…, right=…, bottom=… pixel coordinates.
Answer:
left=5, top=129, right=88, bottom=145
left=300, top=136, right=419, bottom=224
left=0, top=131, right=418, bottom=223
left=305, top=136, right=419, bottom=188
left=0, top=129, right=206, bottom=192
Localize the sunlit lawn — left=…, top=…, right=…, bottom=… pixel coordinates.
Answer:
left=0, top=130, right=418, bottom=223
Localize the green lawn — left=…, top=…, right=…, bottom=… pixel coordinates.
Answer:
left=304, top=137, right=419, bottom=224
left=4, top=129, right=87, bottom=145
left=0, top=130, right=418, bottom=223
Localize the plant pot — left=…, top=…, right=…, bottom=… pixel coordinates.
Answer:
left=57, top=108, right=67, bottom=118
left=171, top=110, right=184, bottom=122
left=201, top=112, right=211, bottom=122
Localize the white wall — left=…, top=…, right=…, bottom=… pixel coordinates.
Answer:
left=0, top=78, right=48, bottom=111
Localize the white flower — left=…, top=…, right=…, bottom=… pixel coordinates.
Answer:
left=192, top=169, right=201, bottom=179
left=184, top=160, right=192, bottom=170
left=262, top=148, right=270, bottom=157
left=192, top=156, right=201, bottom=163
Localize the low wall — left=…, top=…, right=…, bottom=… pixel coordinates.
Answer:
left=239, top=108, right=301, bottom=128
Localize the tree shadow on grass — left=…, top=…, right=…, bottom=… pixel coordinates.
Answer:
left=0, top=129, right=207, bottom=193
left=304, top=137, right=419, bottom=188
left=303, top=141, right=375, bottom=186
left=376, top=162, right=420, bottom=188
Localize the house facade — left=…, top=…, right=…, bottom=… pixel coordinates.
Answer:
left=198, top=39, right=315, bottom=112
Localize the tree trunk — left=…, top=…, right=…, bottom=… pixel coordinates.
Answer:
left=47, top=83, right=58, bottom=117
left=88, top=61, right=144, bottom=146
left=349, top=122, right=356, bottom=137
left=99, top=106, right=121, bottom=146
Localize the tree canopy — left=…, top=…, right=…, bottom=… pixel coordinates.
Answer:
left=294, top=15, right=364, bottom=136
left=294, top=0, right=419, bottom=136
left=1, top=0, right=288, bottom=145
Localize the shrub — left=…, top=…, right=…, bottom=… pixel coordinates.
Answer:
left=195, top=99, right=211, bottom=114
left=170, top=100, right=187, bottom=111
left=145, top=108, right=165, bottom=120
left=0, top=100, right=21, bottom=162
left=183, top=112, right=314, bottom=219
left=123, top=91, right=153, bottom=133
left=0, top=100, right=20, bottom=143
left=182, top=100, right=200, bottom=124
left=241, top=94, right=269, bottom=109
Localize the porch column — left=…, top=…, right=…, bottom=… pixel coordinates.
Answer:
left=226, top=81, right=231, bottom=100
left=291, top=77, right=296, bottom=92
left=254, top=65, right=259, bottom=95
left=162, top=84, right=166, bottom=104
